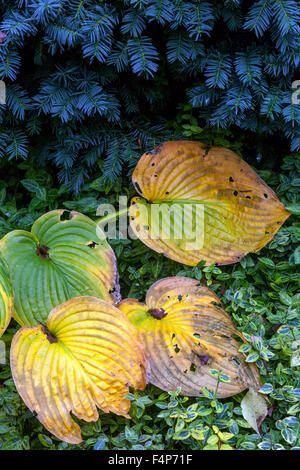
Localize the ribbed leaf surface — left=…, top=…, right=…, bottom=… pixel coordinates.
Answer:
left=130, top=141, right=290, bottom=266
left=0, top=210, right=120, bottom=326
left=119, top=277, right=261, bottom=398
left=11, top=296, right=147, bottom=444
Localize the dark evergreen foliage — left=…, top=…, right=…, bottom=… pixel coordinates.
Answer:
left=0, top=0, right=299, bottom=191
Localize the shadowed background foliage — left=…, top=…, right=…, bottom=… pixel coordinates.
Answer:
left=0, top=0, right=299, bottom=192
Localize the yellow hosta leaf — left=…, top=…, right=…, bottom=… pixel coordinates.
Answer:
left=130, top=141, right=290, bottom=266
left=0, top=257, right=13, bottom=337
left=118, top=277, right=261, bottom=398
left=11, top=296, right=147, bottom=444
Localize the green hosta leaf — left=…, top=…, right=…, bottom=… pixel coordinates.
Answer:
left=0, top=210, right=120, bottom=326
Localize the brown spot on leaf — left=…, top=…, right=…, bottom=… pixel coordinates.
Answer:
left=192, top=349, right=210, bottom=365
left=41, top=325, right=58, bottom=344
left=147, top=308, right=168, bottom=320
left=37, top=245, right=50, bottom=260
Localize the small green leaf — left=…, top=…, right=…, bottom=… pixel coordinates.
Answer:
left=259, top=383, right=273, bottom=394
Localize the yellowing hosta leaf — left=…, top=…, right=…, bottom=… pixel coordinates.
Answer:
left=130, top=141, right=290, bottom=266
left=0, top=257, right=13, bottom=337
left=11, top=296, right=147, bottom=444
left=118, top=277, right=261, bottom=398
left=0, top=210, right=120, bottom=326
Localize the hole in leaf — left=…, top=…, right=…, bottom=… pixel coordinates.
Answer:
left=190, top=363, right=197, bottom=373
left=87, top=241, right=99, bottom=248
left=233, top=191, right=238, bottom=196
left=174, top=344, right=180, bottom=354
left=133, top=181, right=143, bottom=194
left=202, top=145, right=210, bottom=157
left=229, top=177, right=234, bottom=182
left=230, top=356, right=241, bottom=366
left=264, top=193, right=268, bottom=198
left=177, top=294, right=183, bottom=301
left=60, top=211, right=72, bottom=221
